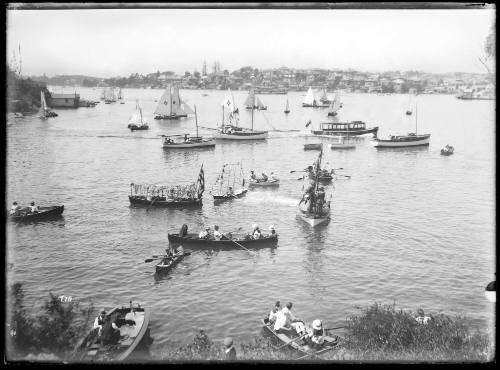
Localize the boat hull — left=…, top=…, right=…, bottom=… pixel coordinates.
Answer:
left=372, top=134, right=430, bottom=148
left=154, top=114, right=187, bottom=120
left=297, top=212, right=330, bottom=227
left=129, top=196, right=202, bottom=208
left=312, top=126, right=379, bottom=136
left=129, top=125, right=149, bottom=131
left=71, top=305, right=151, bottom=362
left=167, top=233, right=278, bottom=249
left=212, top=188, right=248, bottom=200
left=330, top=143, right=356, bottom=149
left=9, top=205, right=64, bottom=222
left=248, top=180, right=280, bottom=187
left=163, top=139, right=216, bottom=148
left=155, top=252, right=188, bottom=274
left=304, top=144, right=323, bottom=150
left=214, top=131, right=268, bottom=140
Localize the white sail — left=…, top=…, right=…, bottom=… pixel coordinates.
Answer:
left=129, top=101, right=147, bottom=126
left=117, top=88, right=123, bottom=99
left=154, top=86, right=172, bottom=115
left=182, top=101, right=195, bottom=115
left=303, top=87, right=315, bottom=105
left=244, top=90, right=255, bottom=108
left=329, top=92, right=342, bottom=113
left=256, top=96, right=266, bottom=109
left=285, top=98, right=289, bottom=111
left=320, top=88, right=328, bottom=101
left=171, top=86, right=186, bottom=115
left=221, top=88, right=236, bottom=112
left=105, top=88, right=116, bottom=101
left=38, top=91, right=48, bottom=117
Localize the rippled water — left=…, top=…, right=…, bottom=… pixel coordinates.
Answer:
left=6, top=88, right=495, bottom=354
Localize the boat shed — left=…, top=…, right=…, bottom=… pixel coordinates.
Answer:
left=48, top=92, right=80, bottom=108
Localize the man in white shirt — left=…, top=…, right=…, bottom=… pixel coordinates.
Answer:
left=29, top=201, right=39, bottom=213
left=10, top=202, right=21, bottom=215
left=213, top=225, right=222, bottom=240
left=199, top=226, right=211, bottom=239
left=274, top=302, right=302, bottom=332
left=93, top=310, right=107, bottom=336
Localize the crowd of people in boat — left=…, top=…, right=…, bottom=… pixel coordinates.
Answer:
left=9, top=201, right=39, bottom=216
left=197, top=224, right=277, bottom=240
left=131, top=183, right=198, bottom=201
left=249, top=170, right=279, bottom=183
left=299, top=183, right=327, bottom=214
left=267, top=301, right=327, bottom=348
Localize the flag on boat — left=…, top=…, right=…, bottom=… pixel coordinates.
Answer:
left=196, top=165, right=205, bottom=198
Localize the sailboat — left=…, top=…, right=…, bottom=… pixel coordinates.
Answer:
left=372, top=102, right=430, bottom=148
left=104, top=88, right=117, bottom=103
left=38, top=91, right=57, bottom=119
left=244, top=89, right=257, bottom=109
left=162, top=105, right=216, bottom=149
left=319, top=88, right=331, bottom=104
left=302, top=87, right=329, bottom=108
left=128, top=100, right=149, bottom=131
left=256, top=96, right=267, bottom=110
left=284, top=95, right=290, bottom=114
left=327, top=92, right=342, bottom=117
left=297, top=149, right=332, bottom=227
left=153, top=85, right=189, bottom=120
left=215, top=89, right=268, bottom=140
left=118, top=88, right=125, bottom=104
left=406, top=93, right=413, bottom=115
left=210, top=162, right=248, bottom=201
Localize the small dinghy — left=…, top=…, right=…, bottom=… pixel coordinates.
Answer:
left=440, top=144, right=454, bottom=156
left=304, top=143, right=323, bottom=150
left=155, top=249, right=190, bottom=274
left=248, top=178, right=280, bottom=187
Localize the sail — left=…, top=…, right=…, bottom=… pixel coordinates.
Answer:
left=38, top=91, right=48, bottom=117
left=329, top=92, right=341, bottom=113
left=320, top=89, right=328, bottom=101
left=303, top=87, right=315, bottom=105
left=244, top=90, right=255, bottom=108
left=182, top=101, right=195, bottom=115
left=154, top=86, right=172, bottom=115
left=117, top=88, right=123, bottom=99
left=105, top=88, right=116, bottom=101
left=285, top=98, right=289, bottom=111
left=128, top=102, right=143, bottom=125
left=171, top=86, right=186, bottom=115
left=100, top=88, right=105, bottom=99
left=256, top=96, right=266, bottom=109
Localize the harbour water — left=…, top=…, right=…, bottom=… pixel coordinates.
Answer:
left=6, top=89, right=495, bottom=353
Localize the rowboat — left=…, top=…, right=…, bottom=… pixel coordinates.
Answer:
left=71, top=303, right=151, bottom=362
left=9, top=205, right=64, bottom=222
left=440, top=145, right=454, bottom=156
left=261, top=318, right=340, bottom=358
left=155, top=251, right=189, bottom=274
left=212, top=188, right=248, bottom=201
left=129, top=196, right=202, bottom=207
left=248, top=179, right=280, bottom=187
left=304, top=143, right=323, bottom=150
left=167, top=232, right=278, bottom=249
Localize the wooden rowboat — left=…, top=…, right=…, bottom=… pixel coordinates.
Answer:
left=71, top=303, right=151, bottom=362
left=155, top=251, right=189, bottom=274
left=8, top=205, right=64, bottom=222
left=212, top=188, right=248, bottom=201
left=167, top=232, right=278, bottom=249
left=248, top=179, right=280, bottom=187
left=261, top=318, right=340, bottom=359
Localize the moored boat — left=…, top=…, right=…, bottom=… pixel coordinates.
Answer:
left=261, top=318, right=340, bottom=358
left=440, top=144, right=454, bottom=156
left=9, top=205, right=64, bottom=222
left=70, top=302, right=151, bottom=362
left=304, top=143, right=323, bottom=150
left=162, top=106, right=215, bottom=149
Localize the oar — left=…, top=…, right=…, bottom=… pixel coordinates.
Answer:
left=290, top=170, right=306, bottom=173
left=276, top=333, right=307, bottom=350
left=323, top=326, right=345, bottom=331
left=228, top=238, right=256, bottom=255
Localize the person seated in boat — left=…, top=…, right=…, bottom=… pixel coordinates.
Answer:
left=252, top=224, right=262, bottom=240
left=93, top=309, right=107, bottom=337
left=261, top=173, right=268, bottom=182
left=10, top=201, right=21, bottom=215
left=268, top=301, right=282, bottom=325
left=267, top=225, right=277, bottom=237
left=270, top=172, right=278, bottom=182
left=29, top=201, right=39, bottom=214
left=213, top=225, right=223, bottom=241
left=250, top=171, right=257, bottom=181
left=274, top=302, right=302, bottom=333
left=304, top=319, right=325, bottom=348
left=101, top=314, right=121, bottom=345
left=199, top=226, right=211, bottom=239
left=227, top=187, right=234, bottom=197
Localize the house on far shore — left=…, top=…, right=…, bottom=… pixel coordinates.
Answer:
left=48, top=92, right=80, bottom=108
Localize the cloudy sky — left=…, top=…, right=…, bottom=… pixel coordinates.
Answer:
left=7, top=6, right=495, bottom=77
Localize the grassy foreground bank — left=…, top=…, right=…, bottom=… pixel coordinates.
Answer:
left=6, top=283, right=494, bottom=362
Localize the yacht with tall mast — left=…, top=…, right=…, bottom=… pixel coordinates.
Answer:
left=154, top=85, right=191, bottom=120
left=215, top=89, right=268, bottom=140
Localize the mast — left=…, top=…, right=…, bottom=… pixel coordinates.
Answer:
left=195, top=104, right=199, bottom=137
left=251, top=91, right=254, bottom=131
left=415, top=102, right=418, bottom=134
left=222, top=105, right=224, bottom=128
left=169, top=85, right=173, bottom=116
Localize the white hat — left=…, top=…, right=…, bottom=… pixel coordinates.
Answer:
left=312, top=319, right=322, bottom=330
left=269, top=225, right=275, bottom=230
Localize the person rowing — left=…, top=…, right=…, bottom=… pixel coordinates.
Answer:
left=250, top=170, right=258, bottom=182
left=252, top=224, right=262, bottom=240
left=29, top=201, right=39, bottom=214
left=213, top=225, right=223, bottom=241
left=199, top=226, right=211, bottom=239
left=10, top=201, right=21, bottom=215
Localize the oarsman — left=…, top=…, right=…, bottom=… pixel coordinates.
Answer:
left=29, top=201, right=39, bottom=214
left=10, top=202, right=21, bottom=215
left=261, top=173, right=268, bottom=182
left=199, top=226, right=211, bottom=239
left=213, top=225, right=223, bottom=240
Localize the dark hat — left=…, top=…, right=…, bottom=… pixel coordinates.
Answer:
left=30, top=201, right=35, bottom=205
left=100, top=309, right=106, bottom=315
left=286, top=302, right=293, bottom=309
left=13, top=201, right=17, bottom=205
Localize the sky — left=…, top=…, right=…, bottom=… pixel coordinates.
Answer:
left=6, top=6, right=496, bottom=78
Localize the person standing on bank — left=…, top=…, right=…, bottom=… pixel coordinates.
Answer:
left=224, top=337, right=236, bottom=360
